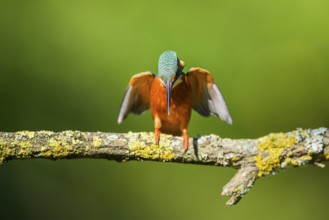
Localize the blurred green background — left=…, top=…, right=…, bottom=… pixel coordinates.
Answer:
left=1, top=0, right=329, bottom=219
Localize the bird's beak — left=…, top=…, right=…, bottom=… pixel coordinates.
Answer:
left=165, top=81, right=172, bottom=116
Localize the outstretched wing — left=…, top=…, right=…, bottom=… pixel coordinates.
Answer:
left=117, top=71, right=155, bottom=124
left=187, top=67, right=232, bottom=124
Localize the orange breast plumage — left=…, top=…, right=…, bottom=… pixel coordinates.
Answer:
left=150, top=76, right=192, bottom=135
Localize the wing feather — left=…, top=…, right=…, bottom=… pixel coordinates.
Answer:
left=187, top=67, right=232, bottom=124
left=117, top=71, right=155, bottom=124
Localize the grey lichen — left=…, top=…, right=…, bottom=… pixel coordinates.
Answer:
left=305, top=127, right=327, bottom=154
left=293, top=127, right=327, bottom=154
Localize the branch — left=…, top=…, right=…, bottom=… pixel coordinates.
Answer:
left=0, top=128, right=328, bottom=205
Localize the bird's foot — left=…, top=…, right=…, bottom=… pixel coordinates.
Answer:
left=182, top=129, right=189, bottom=150
left=154, top=128, right=160, bottom=145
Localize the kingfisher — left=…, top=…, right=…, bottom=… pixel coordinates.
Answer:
left=118, top=51, right=232, bottom=150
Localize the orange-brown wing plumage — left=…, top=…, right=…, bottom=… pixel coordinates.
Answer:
left=187, top=67, right=232, bottom=124
left=117, top=71, right=155, bottom=124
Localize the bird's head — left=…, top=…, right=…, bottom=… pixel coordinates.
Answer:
left=158, top=50, right=184, bottom=115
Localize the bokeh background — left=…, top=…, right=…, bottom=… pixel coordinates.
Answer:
left=1, top=0, right=329, bottom=219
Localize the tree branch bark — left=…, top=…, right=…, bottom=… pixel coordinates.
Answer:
left=0, top=127, right=328, bottom=205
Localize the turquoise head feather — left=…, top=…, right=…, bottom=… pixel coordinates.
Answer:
left=158, top=50, right=179, bottom=83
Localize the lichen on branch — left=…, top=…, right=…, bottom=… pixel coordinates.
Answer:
left=0, top=127, right=328, bottom=206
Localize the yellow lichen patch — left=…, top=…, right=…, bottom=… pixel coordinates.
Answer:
left=92, top=136, right=102, bottom=149
left=0, top=136, right=34, bottom=164
left=40, top=148, right=54, bottom=157
left=232, top=156, right=240, bottom=161
left=235, top=185, right=243, bottom=192
left=16, top=131, right=35, bottom=139
left=52, top=144, right=69, bottom=157
left=254, top=147, right=284, bottom=176
left=0, top=140, right=14, bottom=164
left=234, top=185, right=249, bottom=195
left=284, top=158, right=293, bottom=166
left=255, top=133, right=297, bottom=176
left=16, top=141, right=32, bottom=158
left=284, top=156, right=312, bottom=167
left=39, top=130, right=54, bottom=136
left=257, top=133, right=296, bottom=151
left=290, top=159, right=299, bottom=166
left=300, top=155, right=312, bottom=162
left=45, top=135, right=81, bottom=158
left=48, top=138, right=61, bottom=148
left=129, top=132, right=175, bottom=161
left=325, top=153, right=329, bottom=160
left=130, top=143, right=175, bottom=161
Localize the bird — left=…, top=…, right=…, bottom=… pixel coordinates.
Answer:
left=117, top=50, right=232, bottom=150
